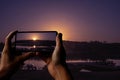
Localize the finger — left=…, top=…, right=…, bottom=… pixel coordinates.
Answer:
left=56, top=33, right=63, bottom=47
left=55, top=33, right=66, bottom=55
left=4, top=31, right=18, bottom=49
left=52, top=33, right=63, bottom=63
left=16, top=52, right=36, bottom=62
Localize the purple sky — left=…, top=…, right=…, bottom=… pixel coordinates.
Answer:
left=0, top=0, right=120, bottom=42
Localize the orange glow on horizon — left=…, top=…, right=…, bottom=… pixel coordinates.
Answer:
left=38, top=25, right=70, bottom=41
left=50, top=27, right=70, bottom=41
left=35, top=19, right=73, bottom=41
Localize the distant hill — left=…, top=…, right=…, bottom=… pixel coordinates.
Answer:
left=63, top=41, right=120, bottom=60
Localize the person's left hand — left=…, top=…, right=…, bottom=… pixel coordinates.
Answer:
left=0, top=31, right=36, bottom=80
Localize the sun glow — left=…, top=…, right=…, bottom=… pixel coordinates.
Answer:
left=38, top=25, right=70, bottom=40
left=35, top=18, right=73, bottom=41
left=32, top=37, right=37, bottom=41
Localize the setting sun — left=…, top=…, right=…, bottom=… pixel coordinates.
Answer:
left=32, top=37, right=37, bottom=41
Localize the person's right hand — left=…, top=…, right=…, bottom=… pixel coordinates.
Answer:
left=40, top=33, right=73, bottom=80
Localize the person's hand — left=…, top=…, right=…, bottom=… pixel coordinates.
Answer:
left=0, top=31, right=36, bottom=80
left=40, top=33, right=73, bottom=80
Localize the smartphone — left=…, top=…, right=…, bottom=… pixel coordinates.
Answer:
left=14, top=31, right=58, bottom=53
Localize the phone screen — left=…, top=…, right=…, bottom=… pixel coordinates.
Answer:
left=15, top=31, right=57, bottom=53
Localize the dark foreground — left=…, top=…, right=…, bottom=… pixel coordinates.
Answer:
left=11, top=69, right=120, bottom=80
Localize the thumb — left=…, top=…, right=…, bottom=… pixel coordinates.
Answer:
left=56, top=33, right=63, bottom=47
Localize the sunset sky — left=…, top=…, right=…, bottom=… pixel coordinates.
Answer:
left=0, top=0, right=120, bottom=42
